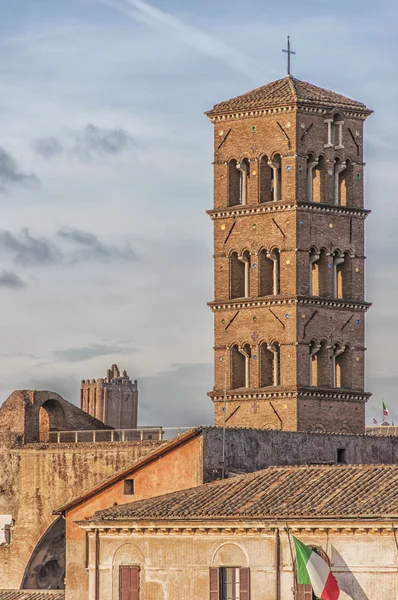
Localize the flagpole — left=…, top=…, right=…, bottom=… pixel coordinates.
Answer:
left=285, top=522, right=298, bottom=598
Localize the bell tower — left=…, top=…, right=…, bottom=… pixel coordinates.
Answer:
left=206, top=76, right=372, bottom=434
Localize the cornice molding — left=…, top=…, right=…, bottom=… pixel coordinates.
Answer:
left=208, top=296, right=371, bottom=312
left=208, top=202, right=369, bottom=220
left=79, top=522, right=396, bottom=536
left=209, top=387, right=370, bottom=403
left=207, top=104, right=369, bottom=123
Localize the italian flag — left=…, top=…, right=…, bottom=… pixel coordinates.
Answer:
left=383, top=402, right=388, bottom=417
left=293, top=536, right=340, bottom=600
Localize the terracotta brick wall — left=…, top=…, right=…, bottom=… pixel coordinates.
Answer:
left=207, top=97, right=370, bottom=435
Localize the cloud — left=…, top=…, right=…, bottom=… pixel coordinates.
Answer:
left=34, top=136, right=64, bottom=159
left=53, top=342, right=137, bottom=363
left=0, top=228, right=61, bottom=266
left=33, top=125, right=134, bottom=161
left=0, top=269, right=26, bottom=288
left=105, top=0, right=272, bottom=81
left=0, top=147, right=40, bottom=192
left=0, top=227, right=137, bottom=267
left=74, top=124, right=135, bottom=159
left=57, top=227, right=137, bottom=261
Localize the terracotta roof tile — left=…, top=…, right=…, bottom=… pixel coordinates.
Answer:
left=206, top=76, right=371, bottom=117
left=0, top=592, right=65, bottom=600
left=90, top=464, right=398, bottom=522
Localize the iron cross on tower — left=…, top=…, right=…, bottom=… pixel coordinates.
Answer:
left=282, top=35, right=296, bottom=75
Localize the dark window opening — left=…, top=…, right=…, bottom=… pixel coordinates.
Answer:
left=337, top=448, right=346, bottom=464
left=124, top=479, right=135, bottom=495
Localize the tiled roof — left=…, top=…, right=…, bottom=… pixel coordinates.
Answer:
left=206, top=76, right=372, bottom=117
left=0, top=592, right=65, bottom=600
left=55, top=427, right=202, bottom=514
left=90, top=464, right=398, bottom=522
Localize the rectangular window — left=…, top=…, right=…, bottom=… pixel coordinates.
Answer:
left=209, top=567, right=250, bottom=600
left=337, top=448, right=346, bottom=464
left=222, top=567, right=240, bottom=599
left=124, top=479, right=135, bottom=495
left=119, top=566, right=139, bottom=600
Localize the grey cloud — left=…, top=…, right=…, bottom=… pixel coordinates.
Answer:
left=0, top=228, right=62, bottom=266
left=0, top=270, right=26, bottom=288
left=74, top=124, right=135, bottom=159
left=53, top=343, right=137, bottom=363
left=57, top=227, right=137, bottom=261
left=34, top=136, right=64, bottom=159
left=0, top=147, right=40, bottom=191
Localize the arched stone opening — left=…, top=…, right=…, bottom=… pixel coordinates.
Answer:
left=231, top=344, right=251, bottom=389
left=228, top=158, right=249, bottom=206
left=230, top=250, right=250, bottom=299
left=259, top=155, right=273, bottom=203
left=259, top=342, right=280, bottom=387
left=39, top=399, right=66, bottom=443
left=339, top=158, right=353, bottom=206
left=313, top=155, right=327, bottom=203
left=21, top=517, right=65, bottom=589
left=309, top=341, right=328, bottom=387
left=309, top=248, right=329, bottom=297
left=270, top=153, right=282, bottom=201
left=259, top=248, right=280, bottom=296
left=333, top=344, right=352, bottom=389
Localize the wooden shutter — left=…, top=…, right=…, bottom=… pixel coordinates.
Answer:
left=119, top=566, right=140, bottom=600
left=209, top=567, right=220, bottom=600
left=239, top=568, right=250, bottom=600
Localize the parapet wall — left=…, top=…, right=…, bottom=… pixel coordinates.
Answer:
left=202, top=427, right=398, bottom=481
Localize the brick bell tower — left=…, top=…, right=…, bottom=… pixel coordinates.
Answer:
left=206, top=75, right=372, bottom=434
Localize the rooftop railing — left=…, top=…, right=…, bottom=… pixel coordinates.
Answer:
left=40, top=426, right=194, bottom=444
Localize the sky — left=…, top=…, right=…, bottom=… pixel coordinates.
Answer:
left=0, top=0, right=396, bottom=426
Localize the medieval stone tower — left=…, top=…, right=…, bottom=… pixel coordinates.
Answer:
left=81, top=364, right=138, bottom=429
left=206, top=75, right=372, bottom=434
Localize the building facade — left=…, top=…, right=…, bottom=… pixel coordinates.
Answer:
left=206, top=76, right=372, bottom=433
left=81, top=365, right=138, bottom=429
left=81, top=464, right=398, bottom=600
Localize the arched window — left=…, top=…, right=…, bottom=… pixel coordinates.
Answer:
left=259, top=342, right=280, bottom=387
left=306, top=154, right=318, bottom=203
left=339, top=159, right=353, bottom=207
left=231, top=344, right=251, bottom=389
left=333, top=251, right=352, bottom=299
left=309, top=341, right=328, bottom=387
left=333, top=158, right=347, bottom=205
left=259, top=248, right=280, bottom=296
left=228, top=158, right=249, bottom=206
left=313, top=156, right=327, bottom=203
left=269, top=154, right=282, bottom=201
left=230, top=250, right=250, bottom=299
left=298, top=547, right=331, bottom=600
left=309, top=248, right=329, bottom=297
left=333, top=344, right=352, bottom=389
left=259, top=155, right=273, bottom=203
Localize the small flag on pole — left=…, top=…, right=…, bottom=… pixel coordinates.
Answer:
left=373, top=418, right=377, bottom=425
left=383, top=402, right=388, bottom=418
left=293, top=536, right=340, bottom=600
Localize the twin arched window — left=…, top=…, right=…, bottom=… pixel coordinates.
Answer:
left=309, top=341, right=352, bottom=389
left=230, top=342, right=280, bottom=389
left=228, top=154, right=282, bottom=207
left=309, top=248, right=352, bottom=299
left=306, top=154, right=353, bottom=206
left=230, top=249, right=280, bottom=300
